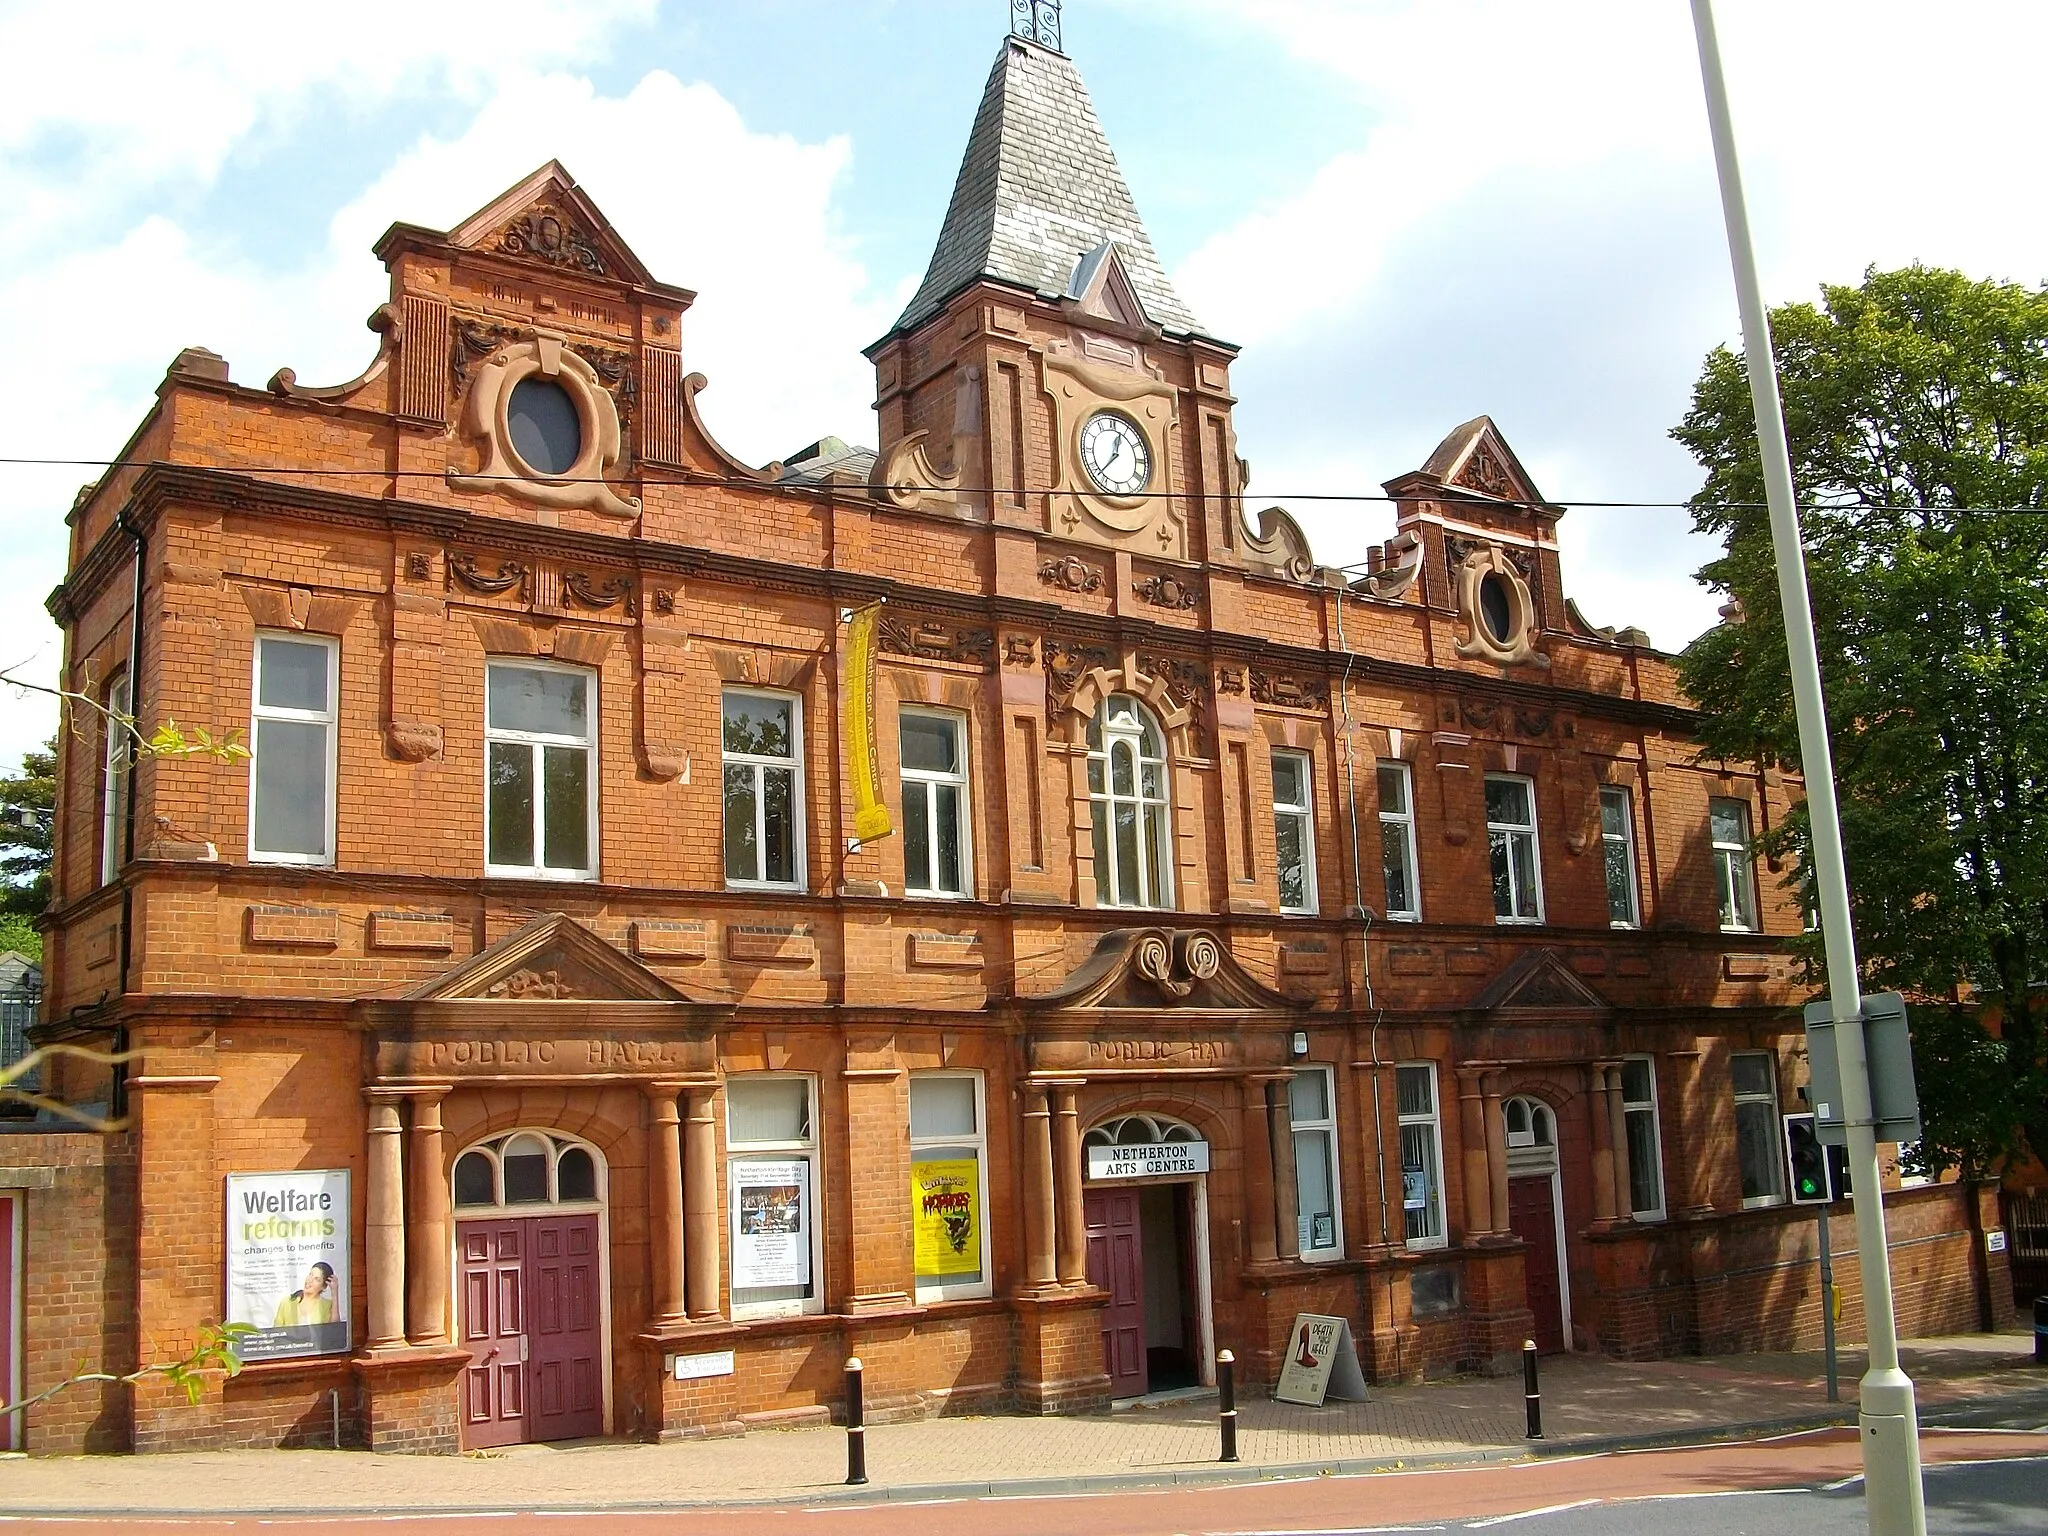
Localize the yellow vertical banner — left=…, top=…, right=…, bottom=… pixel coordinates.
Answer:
left=844, top=602, right=893, bottom=845
left=911, top=1158, right=981, bottom=1275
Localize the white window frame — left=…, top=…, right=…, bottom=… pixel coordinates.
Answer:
left=249, top=633, right=339, bottom=867
left=1712, top=797, right=1759, bottom=932
left=483, top=658, right=598, bottom=881
left=899, top=708, right=970, bottom=899
left=1621, top=1055, right=1666, bottom=1221
left=722, top=687, right=806, bottom=892
left=1396, top=1062, right=1448, bottom=1251
left=1086, top=694, right=1173, bottom=910
left=726, top=1072, right=824, bottom=1320
left=1485, top=772, right=1545, bottom=924
left=1732, top=1050, right=1786, bottom=1208
left=909, top=1071, right=992, bottom=1302
left=1600, top=784, right=1640, bottom=929
left=1272, top=748, right=1318, bottom=916
left=1378, top=760, right=1420, bottom=921
left=1289, top=1065, right=1343, bottom=1261
left=99, top=672, right=130, bottom=886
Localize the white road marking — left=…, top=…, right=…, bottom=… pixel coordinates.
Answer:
left=1464, top=1501, right=1600, bottom=1527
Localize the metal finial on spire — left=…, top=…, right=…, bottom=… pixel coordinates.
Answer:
left=1010, top=0, right=1063, bottom=54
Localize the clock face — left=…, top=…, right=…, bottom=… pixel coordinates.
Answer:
left=1078, top=412, right=1151, bottom=497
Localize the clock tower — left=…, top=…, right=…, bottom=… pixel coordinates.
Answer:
left=866, top=21, right=1310, bottom=581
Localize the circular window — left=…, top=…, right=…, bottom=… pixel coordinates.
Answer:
left=1479, top=571, right=1514, bottom=644
left=506, top=377, right=584, bottom=477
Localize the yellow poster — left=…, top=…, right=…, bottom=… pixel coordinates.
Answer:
left=911, top=1158, right=981, bottom=1276
left=844, top=603, right=893, bottom=845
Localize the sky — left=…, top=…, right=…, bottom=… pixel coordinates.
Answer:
left=4, top=0, right=2047, bottom=776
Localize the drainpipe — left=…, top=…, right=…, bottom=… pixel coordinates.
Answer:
left=110, top=506, right=145, bottom=1123
left=1335, top=584, right=1402, bottom=1380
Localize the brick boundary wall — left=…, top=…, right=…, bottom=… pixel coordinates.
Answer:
left=0, top=1128, right=140, bottom=1454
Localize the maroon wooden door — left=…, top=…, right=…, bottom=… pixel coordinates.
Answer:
left=1507, top=1175, right=1566, bottom=1353
left=1084, top=1187, right=1147, bottom=1398
left=459, top=1220, right=529, bottom=1448
left=527, top=1214, right=604, bottom=1442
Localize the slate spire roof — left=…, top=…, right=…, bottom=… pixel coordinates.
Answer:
left=888, top=35, right=1207, bottom=342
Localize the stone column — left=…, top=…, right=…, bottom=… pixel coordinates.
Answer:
left=647, top=1085, right=688, bottom=1328
left=682, top=1085, right=722, bottom=1320
left=1051, top=1082, right=1088, bottom=1287
left=1588, top=1063, right=1618, bottom=1225
left=1458, top=1070, right=1492, bottom=1238
left=1483, top=1071, right=1509, bottom=1240
left=1241, top=1076, right=1279, bottom=1264
left=365, top=1094, right=407, bottom=1351
left=1606, top=1064, right=1634, bottom=1222
left=1264, top=1073, right=1301, bottom=1262
left=405, top=1092, right=451, bottom=1346
left=1666, top=1049, right=1715, bottom=1215
left=1021, top=1083, right=1058, bottom=1289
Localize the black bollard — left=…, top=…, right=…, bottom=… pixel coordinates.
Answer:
left=2035, top=1295, right=2047, bottom=1367
left=844, top=1356, right=868, bottom=1485
left=1217, top=1349, right=1239, bottom=1463
left=1522, top=1339, right=1543, bottom=1439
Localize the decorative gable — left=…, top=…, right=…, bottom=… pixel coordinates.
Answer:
left=444, top=161, right=662, bottom=291
left=404, top=912, right=690, bottom=1003
left=1025, top=927, right=1295, bottom=1013
left=1471, top=947, right=1610, bottom=1016
left=1418, top=415, right=1547, bottom=507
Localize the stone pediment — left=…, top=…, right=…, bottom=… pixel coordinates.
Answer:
left=1417, top=415, right=1547, bottom=506
left=1472, top=947, right=1609, bottom=1016
left=402, top=913, right=690, bottom=1003
left=444, top=161, right=665, bottom=292
left=1025, top=927, right=1294, bottom=1013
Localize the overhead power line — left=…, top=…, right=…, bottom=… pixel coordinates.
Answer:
left=0, top=455, right=2043, bottom=518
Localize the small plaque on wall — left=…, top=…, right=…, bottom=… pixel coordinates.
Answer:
left=672, top=1350, right=736, bottom=1381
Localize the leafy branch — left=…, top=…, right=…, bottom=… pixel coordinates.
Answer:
left=0, top=1321, right=253, bottom=1422
left=0, top=1042, right=144, bottom=1131
left=0, top=663, right=248, bottom=761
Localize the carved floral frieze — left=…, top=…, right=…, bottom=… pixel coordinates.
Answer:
left=1249, top=669, right=1329, bottom=711
left=495, top=206, right=607, bottom=276
left=1133, top=572, right=1200, bottom=610
left=878, top=614, right=995, bottom=668
left=1038, top=554, right=1103, bottom=594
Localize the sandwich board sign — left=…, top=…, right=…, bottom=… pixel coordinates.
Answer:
left=1273, top=1313, right=1369, bottom=1406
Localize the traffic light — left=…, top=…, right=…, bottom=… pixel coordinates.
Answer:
left=1785, top=1112, right=1832, bottom=1204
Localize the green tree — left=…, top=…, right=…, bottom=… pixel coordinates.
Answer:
left=1674, top=263, right=2048, bottom=1178
left=1, top=739, right=57, bottom=936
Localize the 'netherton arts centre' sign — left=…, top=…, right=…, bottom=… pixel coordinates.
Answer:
left=1084, top=1140, right=1211, bottom=1180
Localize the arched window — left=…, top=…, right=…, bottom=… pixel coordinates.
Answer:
left=1084, top=1113, right=1199, bottom=1150
left=1503, top=1096, right=1554, bottom=1149
left=452, top=1130, right=606, bottom=1210
left=1087, top=694, right=1172, bottom=908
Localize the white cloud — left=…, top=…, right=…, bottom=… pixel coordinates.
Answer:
left=1162, top=0, right=2048, bottom=648
left=0, top=5, right=884, bottom=770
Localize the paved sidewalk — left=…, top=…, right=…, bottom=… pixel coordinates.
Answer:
left=2, top=1332, right=2041, bottom=1516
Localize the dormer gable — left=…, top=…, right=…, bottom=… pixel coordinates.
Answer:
left=1061, top=241, right=1159, bottom=339
left=374, top=160, right=690, bottom=306
left=1407, top=415, right=1549, bottom=508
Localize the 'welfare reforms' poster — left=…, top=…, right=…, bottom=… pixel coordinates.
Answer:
left=224, top=1170, right=351, bottom=1362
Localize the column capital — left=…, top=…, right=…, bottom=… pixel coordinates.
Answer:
left=642, top=1079, right=688, bottom=1105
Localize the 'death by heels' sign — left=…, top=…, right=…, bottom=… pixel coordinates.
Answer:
left=1084, top=1140, right=1212, bottom=1180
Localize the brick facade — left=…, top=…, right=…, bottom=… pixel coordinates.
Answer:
left=22, top=31, right=2004, bottom=1454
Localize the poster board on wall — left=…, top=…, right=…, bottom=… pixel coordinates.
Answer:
left=730, top=1158, right=812, bottom=1291
left=911, top=1157, right=982, bottom=1276
left=1273, top=1313, right=1369, bottom=1406
left=223, top=1170, right=351, bottom=1362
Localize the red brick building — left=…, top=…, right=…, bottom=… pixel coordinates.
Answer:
left=14, top=21, right=2008, bottom=1452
